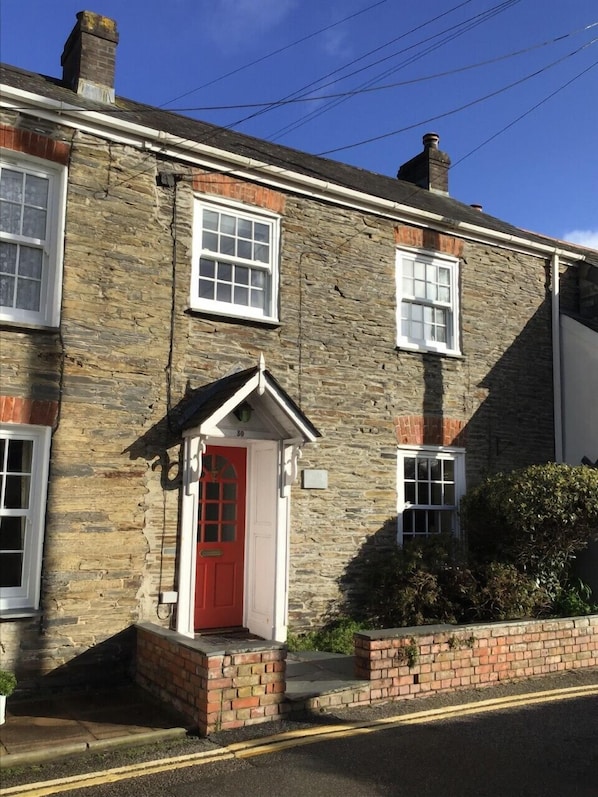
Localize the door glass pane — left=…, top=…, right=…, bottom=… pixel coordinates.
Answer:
left=221, top=524, right=235, bottom=542
left=204, top=524, right=218, bottom=542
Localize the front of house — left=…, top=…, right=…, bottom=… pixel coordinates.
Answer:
left=1, top=12, right=596, bottom=692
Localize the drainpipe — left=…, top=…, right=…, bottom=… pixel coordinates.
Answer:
left=551, top=251, right=563, bottom=462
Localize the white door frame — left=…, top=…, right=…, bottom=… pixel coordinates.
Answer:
left=177, top=434, right=295, bottom=641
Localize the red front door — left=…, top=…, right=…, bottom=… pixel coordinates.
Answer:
left=195, top=446, right=247, bottom=631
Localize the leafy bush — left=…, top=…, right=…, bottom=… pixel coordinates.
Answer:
left=552, top=578, right=598, bottom=617
left=461, top=463, right=598, bottom=598
left=0, top=670, right=17, bottom=697
left=287, top=617, right=367, bottom=656
left=356, top=535, right=551, bottom=627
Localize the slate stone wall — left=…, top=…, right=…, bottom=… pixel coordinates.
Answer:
left=0, top=116, right=560, bottom=684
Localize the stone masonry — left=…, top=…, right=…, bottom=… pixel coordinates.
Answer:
left=0, top=104, right=564, bottom=688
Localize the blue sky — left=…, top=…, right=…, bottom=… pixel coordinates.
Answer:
left=1, top=0, right=597, bottom=247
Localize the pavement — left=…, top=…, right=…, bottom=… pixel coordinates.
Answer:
left=0, top=651, right=361, bottom=769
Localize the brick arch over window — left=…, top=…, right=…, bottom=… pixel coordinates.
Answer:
left=394, top=414, right=467, bottom=447
left=394, top=224, right=464, bottom=258
left=0, top=125, right=71, bottom=164
left=192, top=172, right=285, bottom=214
left=0, top=396, right=58, bottom=427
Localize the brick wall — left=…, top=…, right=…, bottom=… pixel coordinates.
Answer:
left=355, top=616, right=598, bottom=701
left=135, top=624, right=288, bottom=736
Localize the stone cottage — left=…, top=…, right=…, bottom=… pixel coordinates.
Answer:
left=1, top=12, right=596, bottom=692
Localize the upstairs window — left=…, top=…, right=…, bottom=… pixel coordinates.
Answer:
left=397, top=447, right=465, bottom=545
left=0, top=155, right=66, bottom=328
left=191, top=199, right=279, bottom=322
left=396, top=249, right=460, bottom=355
left=0, top=424, right=51, bottom=613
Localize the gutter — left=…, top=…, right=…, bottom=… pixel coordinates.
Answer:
left=0, top=84, right=590, bottom=265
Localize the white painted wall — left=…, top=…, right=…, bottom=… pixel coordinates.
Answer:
left=560, top=315, right=598, bottom=596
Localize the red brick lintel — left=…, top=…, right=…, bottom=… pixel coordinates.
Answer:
left=192, top=171, right=285, bottom=214
left=395, top=414, right=467, bottom=447
left=0, top=125, right=71, bottom=166
left=395, top=224, right=464, bottom=257
left=0, top=396, right=59, bottom=427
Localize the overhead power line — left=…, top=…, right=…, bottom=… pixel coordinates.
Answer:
left=317, top=38, right=598, bottom=156
left=157, top=24, right=595, bottom=113
left=158, top=0, right=389, bottom=108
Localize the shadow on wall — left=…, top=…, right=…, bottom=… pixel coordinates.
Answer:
left=33, top=628, right=136, bottom=694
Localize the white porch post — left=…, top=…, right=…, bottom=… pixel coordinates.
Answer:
left=176, top=434, right=204, bottom=637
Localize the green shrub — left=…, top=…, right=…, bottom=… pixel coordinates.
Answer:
left=0, top=670, right=17, bottom=697
left=461, top=463, right=598, bottom=598
left=287, top=617, right=367, bottom=656
left=552, top=578, right=598, bottom=617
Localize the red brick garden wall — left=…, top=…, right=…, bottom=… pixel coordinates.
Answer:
left=355, top=616, right=598, bottom=702
left=135, top=624, right=287, bottom=736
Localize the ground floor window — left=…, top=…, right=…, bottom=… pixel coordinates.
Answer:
left=397, top=446, right=465, bottom=544
left=0, top=424, right=51, bottom=613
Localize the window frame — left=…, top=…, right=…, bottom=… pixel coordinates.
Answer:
left=396, top=247, right=460, bottom=356
left=0, top=152, right=67, bottom=329
left=396, top=445, right=465, bottom=546
left=0, top=423, right=51, bottom=613
left=191, top=196, right=280, bottom=323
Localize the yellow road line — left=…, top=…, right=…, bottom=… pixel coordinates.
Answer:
left=3, top=684, right=596, bottom=797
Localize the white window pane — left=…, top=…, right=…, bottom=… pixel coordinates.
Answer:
left=444, top=484, right=455, bottom=504
left=250, top=290, right=264, bottom=309
left=24, top=174, right=49, bottom=208
left=0, top=274, right=15, bottom=307
left=199, top=258, right=215, bottom=278
left=0, top=241, right=17, bottom=274
left=216, top=283, right=232, bottom=303
left=22, top=207, right=47, bottom=239
left=443, top=459, right=454, bottom=480
left=438, top=267, right=450, bottom=284
left=219, top=235, right=235, bottom=256
left=238, top=218, right=252, bottom=238
left=251, top=270, right=265, bottom=288
left=402, top=259, right=413, bottom=278
left=202, top=231, right=218, bottom=252
left=203, top=210, right=218, bottom=231
left=18, top=246, right=43, bottom=279
left=426, top=263, right=436, bottom=283
left=234, top=285, right=249, bottom=305
left=237, top=240, right=252, bottom=260
left=438, top=286, right=450, bottom=302
left=16, top=278, right=41, bottom=311
left=414, top=262, right=425, bottom=280
left=411, top=303, right=423, bottom=322
left=402, top=276, right=413, bottom=296
left=412, top=321, right=423, bottom=339
left=217, top=262, right=232, bottom=282
left=220, top=214, right=236, bottom=235
left=235, top=266, right=249, bottom=285
left=0, top=202, right=21, bottom=234
left=254, top=243, right=269, bottom=263
left=198, top=279, right=214, bottom=299
left=0, top=169, right=23, bottom=202
left=414, top=279, right=426, bottom=299
left=254, top=222, right=269, bottom=243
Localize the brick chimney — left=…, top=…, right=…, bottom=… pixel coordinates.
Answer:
left=61, top=11, right=119, bottom=104
left=397, top=133, right=451, bottom=195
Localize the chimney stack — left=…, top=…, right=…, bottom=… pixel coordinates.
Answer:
left=61, top=11, right=119, bottom=104
left=397, top=133, right=451, bottom=195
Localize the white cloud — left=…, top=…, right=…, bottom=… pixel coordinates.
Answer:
left=562, top=229, right=598, bottom=250
left=322, top=29, right=351, bottom=59
left=206, top=0, right=297, bottom=50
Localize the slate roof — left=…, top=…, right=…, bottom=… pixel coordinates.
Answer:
left=2, top=60, right=597, bottom=267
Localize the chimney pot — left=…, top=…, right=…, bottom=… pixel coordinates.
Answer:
left=397, top=133, right=451, bottom=195
left=61, top=11, right=119, bottom=104
left=423, top=132, right=440, bottom=150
